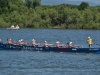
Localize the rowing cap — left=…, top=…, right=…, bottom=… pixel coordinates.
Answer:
left=69, top=42, right=72, bottom=44
left=45, top=41, right=47, bottom=42
left=32, top=39, right=35, bottom=41
left=88, top=37, right=90, bottom=39
left=56, top=41, right=60, bottom=43
left=20, top=39, right=23, bottom=41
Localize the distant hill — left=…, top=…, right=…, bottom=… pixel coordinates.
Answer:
left=41, top=0, right=100, bottom=6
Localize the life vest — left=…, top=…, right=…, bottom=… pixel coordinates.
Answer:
left=87, top=38, right=93, bottom=44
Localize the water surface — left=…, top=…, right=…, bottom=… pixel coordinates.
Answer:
left=0, top=28, right=100, bottom=75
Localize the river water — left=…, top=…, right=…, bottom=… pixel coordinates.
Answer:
left=0, top=28, right=100, bottom=75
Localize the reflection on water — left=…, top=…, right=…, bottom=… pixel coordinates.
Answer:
left=0, top=28, right=100, bottom=75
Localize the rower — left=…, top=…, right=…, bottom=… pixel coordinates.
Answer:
left=67, top=42, right=81, bottom=48
left=32, top=39, right=39, bottom=46
left=56, top=41, right=66, bottom=47
left=67, top=42, right=73, bottom=48
left=7, top=38, right=17, bottom=45
left=44, top=41, right=53, bottom=47
left=19, top=39, right=29, bottom=46
left=16, top=25, right=19, bottom=29
left=0, top=39, right=3, bottom=44
left=19, top=40, right=23, bottom=45
left=11, top=25, right=14, bottom=28
left=7, top=39, right=13, bottom=44
left=56, top=41, right=60, bottom=47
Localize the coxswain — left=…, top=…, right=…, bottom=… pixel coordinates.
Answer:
left=87, top=37, right=93, bottom=48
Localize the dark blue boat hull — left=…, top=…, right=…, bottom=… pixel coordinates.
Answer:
left=53, top=47, right=100, bottom=53
left=0, top=44, right=100, bottom=53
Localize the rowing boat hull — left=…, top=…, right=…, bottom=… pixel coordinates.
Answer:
left=7, top=28, right=19, bottom=30
left=0, top=44, right=100, bottom=53
left=53, top=47, right=100, bottom=53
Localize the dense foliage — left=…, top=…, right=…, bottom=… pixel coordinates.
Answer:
left=0, top=0, right=100, bottom=29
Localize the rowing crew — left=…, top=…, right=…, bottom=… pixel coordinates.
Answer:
left=0, top=38, right=81, bottom=48
left=0, top=36, right=93, bottom=48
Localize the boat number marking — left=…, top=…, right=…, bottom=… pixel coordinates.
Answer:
left=89, top=49, right=98, bottom=50
left=72, top=49, right=77, bottom=51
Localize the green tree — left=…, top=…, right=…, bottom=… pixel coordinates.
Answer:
left=0, top=0, right=9, bottom=14
left=25, top=0, right=33, bottom=9
left=0, top=0, right=100, bottom=29
left=33, top=0, right=41, bottom=8
left=78, top=2, right=89, bottom=10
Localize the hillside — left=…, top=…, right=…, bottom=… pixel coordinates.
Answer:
left=41, top=0, right=99, bottom=6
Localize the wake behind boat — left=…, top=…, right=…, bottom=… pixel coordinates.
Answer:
left=7, top=25, right=20, bottom=30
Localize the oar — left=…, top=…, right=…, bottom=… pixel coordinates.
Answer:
left=94, top=43, right=100, bottom=46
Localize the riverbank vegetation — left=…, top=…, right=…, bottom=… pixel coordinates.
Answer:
left=0, top=0, right=100, bottom=29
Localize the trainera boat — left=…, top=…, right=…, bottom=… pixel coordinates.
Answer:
left=0, top=43, right=100, bottom=54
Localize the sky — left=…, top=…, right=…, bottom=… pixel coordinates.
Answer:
left=68, top=0, right=100, bottom=4
left=41, top=0, right=100, bottom=6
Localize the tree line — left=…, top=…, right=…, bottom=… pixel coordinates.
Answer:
left=0, top=0, right=100, bottom=29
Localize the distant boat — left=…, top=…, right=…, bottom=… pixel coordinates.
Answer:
left=7, top=25, right=20, bottom=30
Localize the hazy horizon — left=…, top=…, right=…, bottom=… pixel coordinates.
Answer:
left=67, top=0, right=100, bottom=4
left=41, top=0, right=100, bottom=6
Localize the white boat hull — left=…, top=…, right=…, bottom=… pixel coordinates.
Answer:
left=7, top=27, right=19, bottom=30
